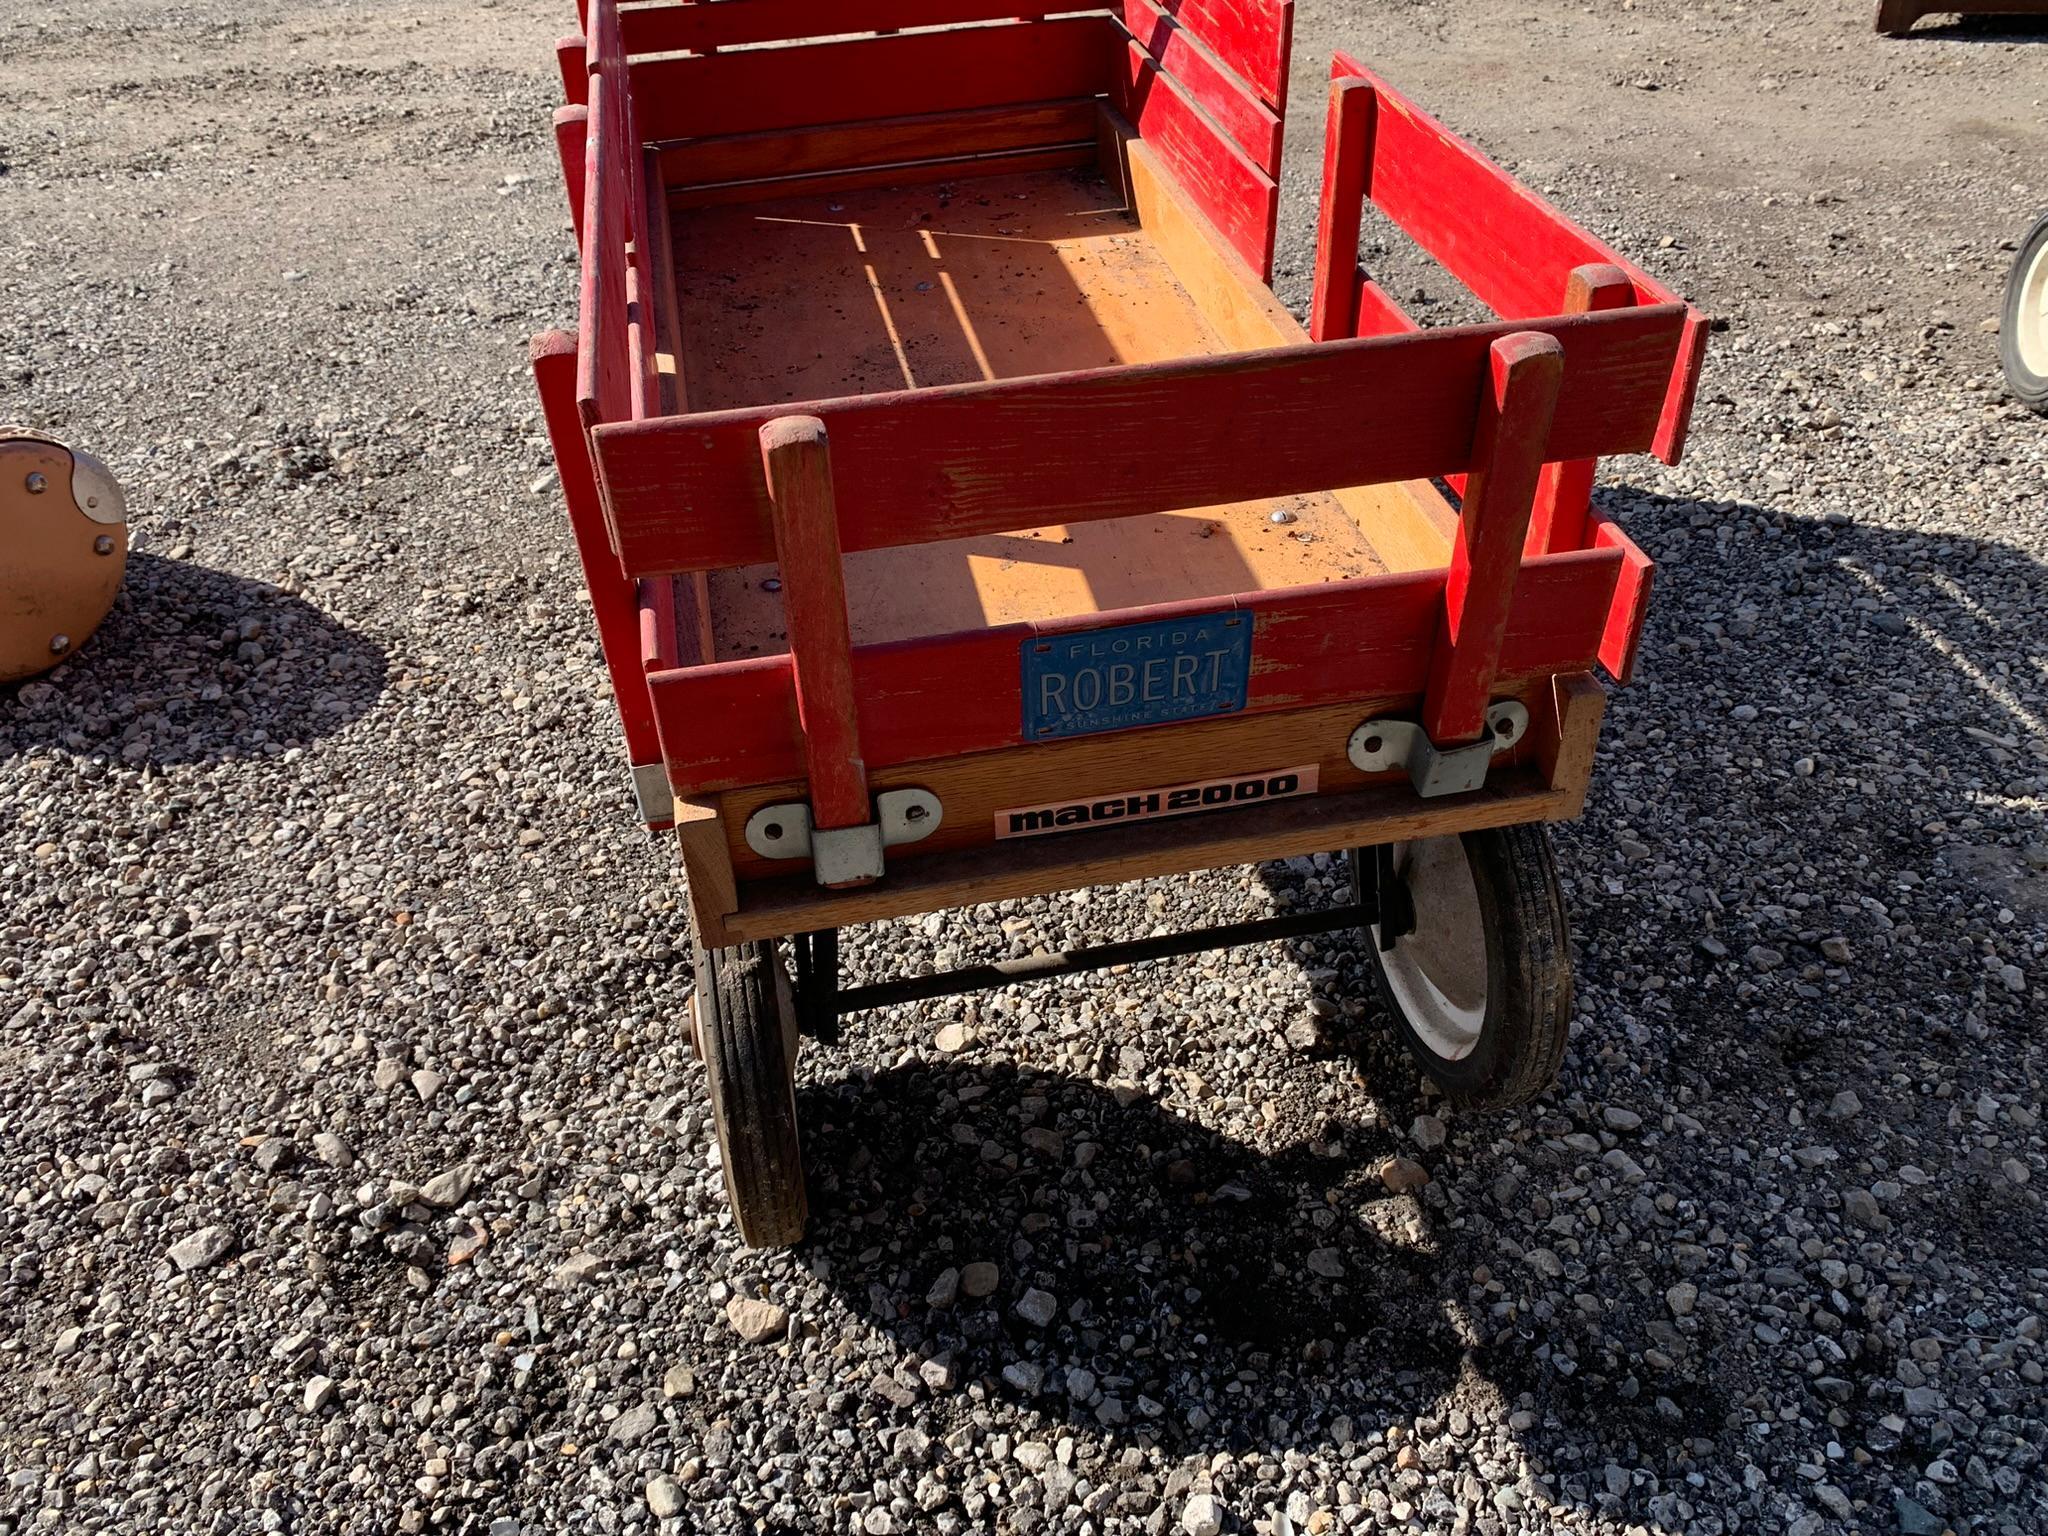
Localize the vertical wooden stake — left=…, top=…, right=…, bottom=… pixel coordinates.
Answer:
left=1421, top=331, right=1564, bottom=746
left=1524, top=263, right=1634, bottom=556
left=556, top=34, right=589, bottom=107
left=553, top=105, right=589, bottom=245
left=758, top=416, right=869, bottom=832
left=1309, top=77, right=1375, bottom=343
left=531, top=331, right=660, bottom=772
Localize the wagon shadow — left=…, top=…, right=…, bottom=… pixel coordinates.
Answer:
left=799, top=1061, right=1726, bottom=1522
left=0, top=553, right=387, bottom=765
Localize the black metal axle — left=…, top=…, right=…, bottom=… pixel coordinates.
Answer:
left=816, top=900, right=1374, bottom=1019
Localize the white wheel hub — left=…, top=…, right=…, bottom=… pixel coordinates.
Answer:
left=1371, top=836, right=1489, bottom=1061
left=2018, top=238, right=2048, bottom=379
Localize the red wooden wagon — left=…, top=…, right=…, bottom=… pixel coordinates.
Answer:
left=533, top=0, right=1708, bottom=1244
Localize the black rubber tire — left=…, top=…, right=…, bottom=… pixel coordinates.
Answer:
left=1358, top=824, right=1573, bottom=1109
left=2000, top=213, right=2048, bottom=415
left=695, top=940, right=808, bottom=1247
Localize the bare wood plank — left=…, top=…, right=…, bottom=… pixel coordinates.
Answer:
left=1530, top=670, right=1606, bottom=820
left=674, top=796, right=742, bottom=949
left=720, top=767, right=1573, bottom=941
left=718, top=689, right=1557, bottom=876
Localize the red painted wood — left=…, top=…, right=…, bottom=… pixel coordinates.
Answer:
left=593, top=306, right=1686, bottom=577
left=1309, top=77, right=1373, bottom=342
left=1422, top=332, right=1564, bottom=746
left=532, top=331, right=662, bottom=774
left=588, top=0, right=642, bottom=248
left=1145, top=0, right=1290, bottom=108
left=554, top=105, right=589, bottom=244
left=1527, top=263, right=1635, bottom=556
left=1114, top=40, right=1277, bottom=278
left=1351, top=274, right=1420, bottom=339
left=1331, top=50, right=1705, bottom=463
left=557, top=34, right=588, bottom=106
left=647, top=548, right=1621, bottom=795
left=758, top=417, right=871, bottom=833
left=628, top=19, right=1119, bottom=143
left=1588, top=510, right=1655, bottom=686
left=575, top=74, right=634, bottom=434
left=621, top=0, right=1061, bottom=55
left=1120, top=0, right=1282, bottom=174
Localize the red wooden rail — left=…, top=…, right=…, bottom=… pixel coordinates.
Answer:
left=625, top=20, right=1119, bottom=144
left=1325, top=51, right=1708, bottom=464
left=645, top=549, right=1623, bottom=796
left=1422, top=332, right=1562, bottom=744
left=1119, top=0, right=1283, bottom=171
left=757, top=418, right=869, bottom=831
left=590, top=306, right=1685, bottom=577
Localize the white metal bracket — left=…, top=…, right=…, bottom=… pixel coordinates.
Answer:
left=744, top=787, right=943, bottom=885
left=1347, top=700, right=1530, bottom=798
left=631, top=761, right=674, bottom=826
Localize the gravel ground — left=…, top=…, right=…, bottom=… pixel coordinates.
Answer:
left=3, top=2, right=2046, bottom=1534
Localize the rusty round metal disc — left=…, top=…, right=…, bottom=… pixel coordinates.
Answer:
left=0, top=430, right=129, bottom=683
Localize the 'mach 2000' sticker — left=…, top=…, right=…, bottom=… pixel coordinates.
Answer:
left=994, top=766, right=1319, bottom=840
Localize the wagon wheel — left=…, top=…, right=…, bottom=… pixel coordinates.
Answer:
left=2001, top=212, right=2048, bottom=415
left=1351, top=825, right=1572, bottom=1109
left=692, top=939, right=808, bottom=1247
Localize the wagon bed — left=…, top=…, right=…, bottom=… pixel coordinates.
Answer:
left=676, top=167, right=1424, bottom=655
left=532, top=0, right=1709, bottom=1243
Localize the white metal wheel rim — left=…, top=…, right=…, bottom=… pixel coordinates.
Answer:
left=2019, top=238, right=2048, bottom=379
left=1371, top=836, right=1489, bottom=1062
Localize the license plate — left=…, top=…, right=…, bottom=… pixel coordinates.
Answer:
left=1021, top=611, right=1251, bottom=741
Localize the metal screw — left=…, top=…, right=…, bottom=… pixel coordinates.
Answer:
left=904, top=804, right=928, bottom=823
left=49, top=634, right=70, bottom=655
left=25, top=472, right=47, bottom=494
left=94, top=535, right=116, bottom=555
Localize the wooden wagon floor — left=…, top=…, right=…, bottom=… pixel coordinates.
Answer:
left=670, top=167, right=1399, bottom=658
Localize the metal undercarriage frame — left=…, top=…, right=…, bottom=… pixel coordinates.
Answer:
left=784, top=845, right=1425, bottom=1043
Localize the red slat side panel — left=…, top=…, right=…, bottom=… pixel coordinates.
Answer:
left=593, top=306, right=1686, bottom=577
left=620, top=0, right=1059, bottom=54
left=627, top=19, right=1121, bottom=142
left=1120, top=0, right=1281, bottom=174
left=1331, top=50, right=1706, bottom=463
left=647, top=549, right=1620, bottom=795
left=1113, top=41, right=1277, bottom=277
left=1145, top=0, right=1289, bottom=107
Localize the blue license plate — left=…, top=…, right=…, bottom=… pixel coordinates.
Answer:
left=1021, top=611, right=1251, bottom=741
